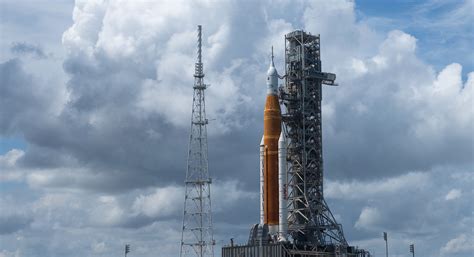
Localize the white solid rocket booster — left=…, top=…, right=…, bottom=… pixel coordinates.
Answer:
left=278, top=131, right=288, bottom=239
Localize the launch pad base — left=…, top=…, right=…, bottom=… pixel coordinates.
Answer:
left=222, top=243, right=370, bottom=257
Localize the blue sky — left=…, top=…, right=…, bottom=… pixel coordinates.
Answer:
left=0, top=1, right=473, bottom=257
left=0, top=138, right=26, bottom=155
left=355, top=0, right=473, bottom=78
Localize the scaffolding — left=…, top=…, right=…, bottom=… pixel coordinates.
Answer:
left=280, top=30, right=345, bottom=247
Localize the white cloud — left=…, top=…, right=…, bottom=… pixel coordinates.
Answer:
left=132, top=186, right=183, bottom=218
left=355, top=207, right=381, bottom=230
left=26, top=168, right=95, bottom=189
left=445, top=189, right=462, bottom=201
left=351, top=58, right=368, bottom=75
left=91, top=196, right=125, bottom=226
left=322, top=27, right=473, bottom=179
left=326, top=172, right=429, bottom=200
left=441, top=234, right=474, bottom=255
left=259, top=18, right=294, bottom=63
left=62, top=0, right=250, bottom=131
left=325, top=165, right=473, bottom=256
left=0, top=148, right=24, bottom=167
left=62, top=0, right=108, bottom=56
left=0, top=149, right=25, bottom=182
left=131, top=180, right=256, bottom=218
left=0, top=249, right=20, bottom=257
left=212, top=180, right=257, bottom=212
left=91, top=241, right=107, bottom=254
left=303, top=0, right=380, bottom=70
left=1, top=0, right=473, bottom=257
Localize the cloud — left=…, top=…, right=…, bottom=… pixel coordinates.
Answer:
left=445, top=189, right=462, bottom=200
left=0, top=193, right=34, bottom=236
left=441, top=234, right=474, bottom=255
left=0, top=149, right=25, bottom=182
left=91, top=241, right=107, bottom=254
left=0, top=214, right=32, bottom=235
left=0, top=149, right=24, bottom=168
left=1, top=0, right=470, bottom=195
left=131, top=180, right=255, bottom=220
left=0, top=178, right=257, bottom=256
left=326, top=172, right=429, bottom=200
left=326, top=166, right=472, bottom=249
left=132, top=186, right=182, bottom=218
left=410, top=0, right=474, bottom=70
left=322, top=30, right=473, bottom=179
left=0, top=0, right=473, bottom=257
left=10, top=42, right=47, bottom=59
left=0, top=249, right=21, bottom=257
left=0, top=58, right=68, bottom=136
left=355, top=207, right=382, bottom=230
left=325, top=166, right=473, bottom=257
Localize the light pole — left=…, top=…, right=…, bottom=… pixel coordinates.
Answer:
left=383, top=232, right=388, bottom=257
left=410, top=244, right=415, bottom=257
left=125, top=244, right=130, bottom=257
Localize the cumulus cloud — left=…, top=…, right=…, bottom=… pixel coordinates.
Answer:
left=441, top=234, right=474, bottom=255
left=131, top=180, right=255, bottom=219
left=0, top=0, right=282, bottom=194
left=0, top=0, right=472, bottom=257
left=61, top=0, right=255, bottom=130
left=322, top=29, right=473, bottom=179
left=1, top=0, right=470, bottom=193
left=326, top=172, right=429, bottom=200
left=325, top=166, right=473, bottom=257
left=132, top=186, right=182, bottom=218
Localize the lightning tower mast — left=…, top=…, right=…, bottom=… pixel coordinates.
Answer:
left=180, top=25, right=215, bottom=257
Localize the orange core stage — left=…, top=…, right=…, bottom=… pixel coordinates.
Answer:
left=263, top=94, right=281, bottom=225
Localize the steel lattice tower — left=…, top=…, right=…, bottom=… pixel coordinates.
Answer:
left=180, top=25, right=215, bottom=257
left=280, top=30, right=347, bottom=248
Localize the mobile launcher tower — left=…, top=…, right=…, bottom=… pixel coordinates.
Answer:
left=222, top=30, right=370, bottom=257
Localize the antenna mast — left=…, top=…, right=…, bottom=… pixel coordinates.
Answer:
left=180, top=25, right=215, bottom=257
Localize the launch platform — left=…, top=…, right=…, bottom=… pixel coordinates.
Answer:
left=222, top=243, right=368, bottom=257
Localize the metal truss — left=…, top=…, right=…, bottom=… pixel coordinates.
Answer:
left=180, top=25, right=215, bottom=257
left=280, top=30, right=347, bottom=247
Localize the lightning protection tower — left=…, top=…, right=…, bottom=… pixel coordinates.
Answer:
left=180, top=25, right=215, bottom=257
left=281, top=30, right=347, bottom=249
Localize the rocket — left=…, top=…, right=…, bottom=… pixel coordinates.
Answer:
left=259, top=48, right=287, bottom=237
